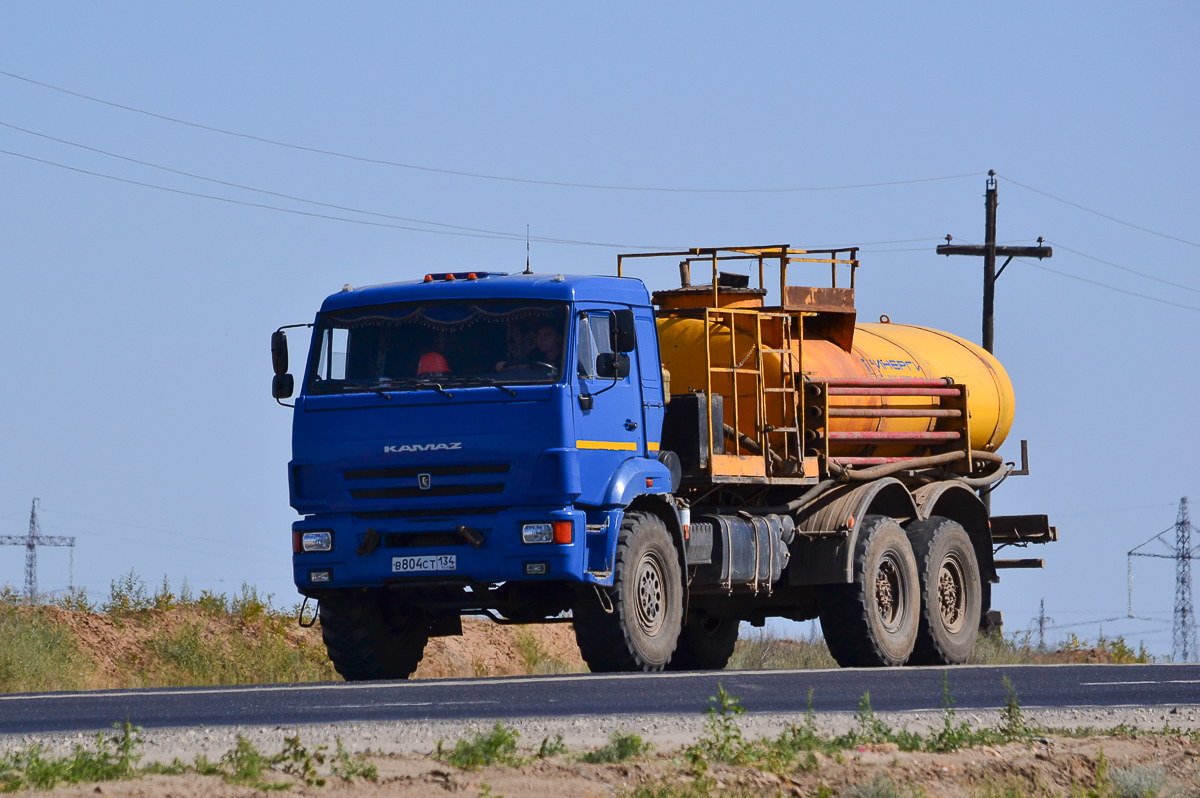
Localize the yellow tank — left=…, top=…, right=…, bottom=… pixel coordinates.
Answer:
left=655, top=316, right=1015, bottom=459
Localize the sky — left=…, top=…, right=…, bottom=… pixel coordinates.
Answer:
left=1, top=3, right=1197, bottom=656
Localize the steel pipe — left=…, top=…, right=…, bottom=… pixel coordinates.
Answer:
left=827, top=387, right=961, bottom=397
left=826, top=431, right=960, bottom=442
left=827, top=407, right=962, bottom=418
left=811, top=377, right=954, bottom=388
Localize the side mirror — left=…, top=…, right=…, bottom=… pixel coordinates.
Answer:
left=596, top=352, right=630, bottom=379
left=271, top=330, right=289, bottom=375
left=272, top=373, right=295, bottom=400
left=611, top=309, right=636, bottom=353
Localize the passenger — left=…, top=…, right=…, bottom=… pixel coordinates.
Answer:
left=497, top=323, right=561, bottom=371
left=417, top=352, right=452, bottom=379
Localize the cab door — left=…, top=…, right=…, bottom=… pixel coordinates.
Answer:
left=572, top=306, right=644, bottom=506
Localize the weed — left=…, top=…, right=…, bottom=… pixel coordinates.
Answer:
left=478, top=784, right=503, bottom=798
left=999, top=674, right=1036, bottom=741
left=854, top=691, right=893, bottom=744
left=330, top=736, right=377, bottom=782
left=581, top=730, right=653, bottom=763
left=54, top=586, right=94, bottom=612
left=537, top=734, right=568, bottom=759
left=846, top=772, right=927, bottom=798
left=0, top=718, right=143, bottom=791
left=103, top=570, right=152, bottom=616
left=690, top=684, right=747, bottom=764
left=513, top=628, right=549, bottom=674
left=439, top=722, right=522, bottom=770
left=196, top=589, right=228, bottom=616
left=275, top=733, right=327, bottom=786
left=152, top=575, right=176, bottom=611
left=221, top=734, right=286, bottom=790
left=1109, top=763, right=1183, bottom=798
left=231, top=583, right=270, bottom=622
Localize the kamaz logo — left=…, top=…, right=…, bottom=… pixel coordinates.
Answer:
left=382, top=442, right=463, bottom=453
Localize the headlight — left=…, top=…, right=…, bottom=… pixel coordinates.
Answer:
left=300, top=531, right=333, bottom=552
left=521, top=523, right=553, bottom=544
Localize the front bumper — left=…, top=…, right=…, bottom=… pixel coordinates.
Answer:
left=291, top=505, right=587, bottom=589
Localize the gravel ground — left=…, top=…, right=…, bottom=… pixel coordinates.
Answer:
left=3, top=704, right=1198, bottom=763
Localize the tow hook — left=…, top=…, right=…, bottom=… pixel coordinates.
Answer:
left=457, top=525, right=485, bottom=548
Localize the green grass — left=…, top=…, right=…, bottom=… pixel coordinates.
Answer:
left=580, top=731, right=653, bottom=763
left=438, top=722, right=523, bottom=770
left=726, top=628, right=838, bottom=670
left=0, top=603, right=88, bottom=694
left=1, top=573, right=338, bottom=694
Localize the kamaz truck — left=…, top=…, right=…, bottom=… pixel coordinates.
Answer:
left=272, top=245, right=1055, bottom=680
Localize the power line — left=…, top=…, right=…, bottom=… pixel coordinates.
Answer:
left=0, top=68, right=979, bottom=194
left=1001, top=173, right=1200, bottom=249
left=1047, top=240, right=1200, bottom=296
left=0, top=146, right=660, bottom=249
left=37, top=506, right=281, bottom=554
left=1020, top=257, right=1200, bottom=314
left=0, top=119, right=647, bottom=246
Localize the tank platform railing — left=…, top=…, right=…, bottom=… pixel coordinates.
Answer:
left=802, top=377, right=974, bottom=475
left=616, top=245, right=859, bottom=308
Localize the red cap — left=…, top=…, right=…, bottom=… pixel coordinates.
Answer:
left=417, top=352, right=452, bottom=376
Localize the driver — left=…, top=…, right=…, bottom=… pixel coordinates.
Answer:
left=496, top=323, right=561, bottom=372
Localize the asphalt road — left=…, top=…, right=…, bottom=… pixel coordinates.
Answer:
left=2, top=664, right=1198, bottom=735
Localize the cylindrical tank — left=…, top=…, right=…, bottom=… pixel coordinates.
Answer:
left=655, top=316, right=1015, bottom=459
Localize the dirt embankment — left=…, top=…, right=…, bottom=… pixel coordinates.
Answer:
left=20, top=733, right=1200, bottom=797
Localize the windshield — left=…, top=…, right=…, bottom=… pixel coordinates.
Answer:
left=307, top=299, right=569, bottom=394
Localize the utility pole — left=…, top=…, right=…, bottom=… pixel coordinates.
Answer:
left=936, top=170, right=1053, bottom=511
left=0, top=498, right=77, bottom=602
left=1037, top=598, right=1048, bottom=651
left=1128, top=497, right=1199, bottom=662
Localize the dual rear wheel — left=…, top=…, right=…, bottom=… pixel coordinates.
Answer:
left=819, top=514, right=981, bottom=667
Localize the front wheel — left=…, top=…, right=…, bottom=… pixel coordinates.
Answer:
left=906, top=516, right=982, bottom=665
left=319, top=592, right=430, bottom=681
left=819, top=515, right=920, bottom=667
left=573, top=511, right=683, bottom=672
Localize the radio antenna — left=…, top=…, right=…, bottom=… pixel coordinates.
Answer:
left=524, top=225, right=532, bottom=274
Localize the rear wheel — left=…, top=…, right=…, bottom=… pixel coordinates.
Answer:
left=667, top=614, right=740, bottom=670
left=906, top=516, right=981, bottom=665
left=819, top=515, right=920, bottom=667
left=573, top=511, right=683, bottom=672
left=319, top=592, right=430, bottom=681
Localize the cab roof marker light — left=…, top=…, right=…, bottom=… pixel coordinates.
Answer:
left=445, top=273, right=455, bottom=281
left=424, top=274, right=433, bottom=282
left=467, top=272, right=478, bottom=280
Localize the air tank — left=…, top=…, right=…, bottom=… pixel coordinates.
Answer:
left=655, top=314, right=1015, bottom=460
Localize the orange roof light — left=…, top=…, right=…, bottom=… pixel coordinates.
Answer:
left=423, top=274, right=433, bottom=282
left=467, top=272, right=478, bottom=280
left=445, top=273, right=455, bottom=281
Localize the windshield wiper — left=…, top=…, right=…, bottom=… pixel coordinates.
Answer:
left=446, top=377, right=518, bottom=397
left=344, top=379, right=454, bottom=399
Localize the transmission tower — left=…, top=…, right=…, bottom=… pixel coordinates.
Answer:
left=0, top=498, right=76, bottom=601
left=1128, top=497, right=1199, bottom=662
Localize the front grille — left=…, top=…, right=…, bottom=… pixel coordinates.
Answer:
left=344, top=461, right=511, bottom=502
left=354, top=506, right=503, bottom=520
left=344, top=463, right=510, bottom=480
left=349, top=483, right=505, bottom=500
left=383, top=532, right=468, bottom=548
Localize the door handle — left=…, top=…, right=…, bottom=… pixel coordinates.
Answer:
left=624, top=419, right=639, bottom=431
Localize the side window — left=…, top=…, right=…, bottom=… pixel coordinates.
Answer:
left=315, top=328, right=349, bottom=381
left=576, top=312, right=613, bottom=379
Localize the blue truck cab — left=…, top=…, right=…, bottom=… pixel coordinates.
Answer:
left=276, top=271, right=683, bottom=678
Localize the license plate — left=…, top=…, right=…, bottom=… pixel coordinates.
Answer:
left=391, top=554, right=456, bottom=573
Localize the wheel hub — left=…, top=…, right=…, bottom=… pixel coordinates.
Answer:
left=937, top=554, right=966, bottom=633
left=634, top=554, right=665, bottom=636
left=874, top=555, right=905, bottom=631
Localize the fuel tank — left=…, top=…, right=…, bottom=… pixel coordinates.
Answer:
left=655, top=315, right=1014, bottom=459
